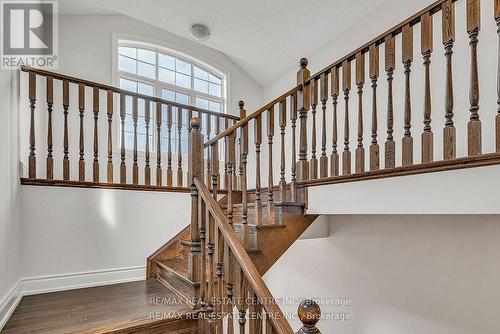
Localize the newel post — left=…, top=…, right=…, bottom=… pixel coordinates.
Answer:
left=297, top=58, right=310, bottom=181
left=188, top=117, right=203, bottom=288
left=296, top=300, right=322, bottom=334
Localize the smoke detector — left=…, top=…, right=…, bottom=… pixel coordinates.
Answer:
left=190, top=24, right=210, bottom=41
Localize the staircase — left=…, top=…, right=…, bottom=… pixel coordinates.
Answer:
left=147, top=187, right=318, bottom=311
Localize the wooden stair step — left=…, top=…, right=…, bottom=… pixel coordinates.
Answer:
left=155, top=258, right=197, bottom=310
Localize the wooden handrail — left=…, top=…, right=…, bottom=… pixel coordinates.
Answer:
left=194, top=177, right=294, bottom=334
left=204, top=86, right=299, bottom=147
left=21, top=66, right=239, bottom=120
left=304, top=0, right=459, bottom=84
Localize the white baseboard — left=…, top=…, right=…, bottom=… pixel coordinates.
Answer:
left=0, top=266, right=146, bottom=330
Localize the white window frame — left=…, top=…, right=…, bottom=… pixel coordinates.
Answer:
left=112, top=35, right=229, bottom=155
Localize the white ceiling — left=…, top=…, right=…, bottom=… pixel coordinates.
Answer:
left=59, top=0, right=391, bottom=86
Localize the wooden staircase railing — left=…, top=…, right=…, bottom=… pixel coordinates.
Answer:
left=205, top=0, right=500, bottom=196
left=188, top=117, right=295, bottom=333
left=19, top=66, right=239, bottom=191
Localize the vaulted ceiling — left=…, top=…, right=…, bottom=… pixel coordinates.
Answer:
left=59, top=0, right=390, bottom=86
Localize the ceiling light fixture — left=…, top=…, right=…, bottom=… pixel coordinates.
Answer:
left=190, top=24, right=210, bottom=42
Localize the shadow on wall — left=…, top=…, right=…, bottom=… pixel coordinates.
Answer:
left=265, top=215, right=500, bottom=334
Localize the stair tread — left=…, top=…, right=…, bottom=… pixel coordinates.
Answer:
left=222, top=201, right=304, bottom=209
left=156, top=257, right=189, bottom=281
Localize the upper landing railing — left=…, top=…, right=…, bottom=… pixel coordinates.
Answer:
left=19, top=66, right=239, bottom=192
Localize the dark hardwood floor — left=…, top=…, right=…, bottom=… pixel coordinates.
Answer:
left=1, top=279, right=197, bottom=334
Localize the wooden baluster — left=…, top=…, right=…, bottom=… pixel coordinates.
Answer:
left=188, top=117, right=202, bottom=285
left=120, top=93, right=126, bottom=183
left=166, top=105, right=173, bottom=186
left=290, top=93, right=298, bottom=202
left=297, top=58, right=310, bottom=181
left=254, top=115, right=263, bottom=225
left=28, top=72, right=36, bottom=178
left=320, top=73, right=328, bottom=178
left=215, top=116, right=222, bottom=190
left=467, top=0, right=481, bottom=156
left=46, top=76, right=53, bottom=179
left=206, top=203, right=216, bottom=328
left=156, top=102, right=162, bottom=185
left=224, top=118, right=230, bottom=189
left=342, top=60, right=352, bottom=175
left=385, top=34, right=396, bottom=169
left=199, top=197, right=208, bottom=326
left=206, top=114, right=212, bottom=187
left=93, top=87, right=100, bottom=182
left=106, top=90, right=113, bottom=183
left=267, top=107, right=275, bottom=224
left=279, top=100, right=287, bottom=201
left=62, top=80, right=70, bottom=180
left=330, top=66, right=340, bottom=176
left=232, top=119, right=238, bottom=187
left=369, top=45, right=380, bottom=171
left=265, top=314, right=274, bottom=334
left=211, top=143, right=219, bottom=197
left=496, top=0, right=500, bottom=152
left=355, top=52, right=365, bottom=173
left=215, top=225, right=224, bottom=332
left=227, top=131, right=235, bottom=225
left=240, top=102, right=249, bottom=225
left=235, top=269, right=248, bottom=334
left=310, top=78, right=318, bottom=179
left=177, top=107, right=183, bottom=186
left=145, top=100, right=151, bottom=185
left=402, top=24, right=414, bottom=166
left=421, top=12, right=434, bottom=164
left=296, top=300, right=322, bottom=334
left=225, top=249, right=235, bottom=334
left=132, top=96, right=139, bottom=185
left=78, top=83, right=85, bottom=181
left=248, top=292, right=262, bottom=334
left=443, top=0, right=456, bottom=159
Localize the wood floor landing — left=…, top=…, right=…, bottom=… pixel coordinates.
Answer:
left=1, top=279, right=197, bottom=334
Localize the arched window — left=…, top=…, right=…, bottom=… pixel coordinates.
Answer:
left=115, top=39, right=226, bottom=153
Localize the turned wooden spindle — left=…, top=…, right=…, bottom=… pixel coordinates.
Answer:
left=93, top=87, right=100, bottom=182
left=156, top=102, right=162, bottom=185
left=78, top=83, right=86, bottom=181
left=290, top=93, right=298, bottom=202
left=28, top=72, right=36, bottom=178
left=443, top=0, right=456, bottom=159
left=199, top=198, right=208, bottom=321
left=342, top=60, right=352, bottom=175
left=235, top=269, right=248, bottom=334
left=467, top=0, right=482, bottom=156
left=224, top=118, right=230, bottom=189
left=225, top=251, right=235, bottom=334
left=107, top=90, right=113, bottom=183
left=279, top=99, right=287, bottom=200
left=296, top=299, right=322, bottom=334
left=62, top=80, right=70, bottom=180
left=239, top=101, right=249, bottom=225
left=232, top=119, right=238, bottom=187
left=132, top=96, right=139, bottom=185
left=211, top=143, right=219, bottom=197
left=369, top=44, right=380, bottom=171
left=267, top=107, right=275, bottom=224
left=385, top=34, right=396, bottom=169
left=166, top=105, right=173, bottom=186
left=355, top=52, right=365, bottom=173
left=206, top=206, right=216, bottom=327
left=120, top=94, right=126, bottom=184
left=177, top=107, right=183, bottom=187
left=254, top=115, right=263, bottom=225
left=421, top=12, right=434, bottom=164
left=46, top=76, right=53, bottom=180
left=319, top=73, right=329, bottom=178
left=145, top=100, right=151, bottom=185
left=402, top=24, right=414, bottom=167
left=227, top=131, right=235, bottom=225
left=215, top=116, right=222, bottom=190
left=187, top=117, right=202, bottom=285
left=330, top=66, right=340, bottom=176
left=297, top=58, right=310, bottom=181
left=310, top=78, right=319, bottom=179
left=248, top=292, right=262, bottom=334
left=206, top=114, right=212, bottom=187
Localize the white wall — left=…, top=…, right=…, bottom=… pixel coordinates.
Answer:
left=265, top=215, right=500, bottom=334
left=0, top=70, right=21, bottom=325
